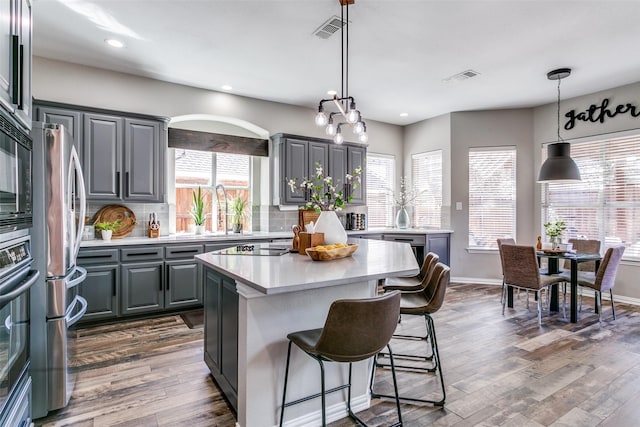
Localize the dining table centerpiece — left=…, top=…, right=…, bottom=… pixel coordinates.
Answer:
left=287, top=163, right=362, bottom=244
left=544, top=220, right=567, bottom=249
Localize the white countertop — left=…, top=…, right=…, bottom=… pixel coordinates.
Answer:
left=79, top=231, right=293, bottom=247
left=79, top=228, right=453, bottom=247
left=195, top=238, right=419, bottom=295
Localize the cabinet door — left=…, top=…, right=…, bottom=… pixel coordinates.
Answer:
left=84, top=113, right=123, bottom=200
left=308, top=141, right=328, bottom=178
left=124, top=118, right=163, bottom=202
left=427, top=233, right=450, bottom=266
left=165, top=259, right=202, bottom=308
left=120, top=261, right=164, bottom=315
left=347, top=145, right=366, bottom=204
left=328, top=144, right=347, bottom=191
left=36, top=106, right=82, bottom=159
left=78, top=264, right=119, bottom=322
left=0, top=0, right=13, bottom=112
left=13, top=0, right=31, bottom=130
left=221, top=278, right=239, bottom=399
left=283, top=138, right=309, bottom=204
left=204, top=269, right=221, bottom=371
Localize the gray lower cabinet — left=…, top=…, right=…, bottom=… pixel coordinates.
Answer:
left=121, top=260, right=165, bottom=316
left=165, top=244, right=203, bottom=308
left=427, top=233, right=450, bottom=266
left=77, top=248, right=120, bottom=323
left=352, top=232, right=451, bottom=266
left=204, top=268, right=238, bottom=411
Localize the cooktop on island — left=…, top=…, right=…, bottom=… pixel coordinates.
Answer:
left=212, top=244, right=290, bottom=256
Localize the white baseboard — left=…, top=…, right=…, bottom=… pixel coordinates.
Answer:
left=451, top=277, right=640, bottom=307
left=279, top=393, right=370, bottom=427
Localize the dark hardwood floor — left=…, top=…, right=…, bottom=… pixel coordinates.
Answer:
left=35, top=284, right=640, bottom=427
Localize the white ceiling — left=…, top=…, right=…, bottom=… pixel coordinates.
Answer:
left=32, top=0, right=640, bottom=126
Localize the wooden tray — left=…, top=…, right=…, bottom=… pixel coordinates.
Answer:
left=305, top=243, right=358, bottom=261
left=93, top=204, right=137, bottom=239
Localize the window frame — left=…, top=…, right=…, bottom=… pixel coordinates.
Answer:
left=411, top=150, right=443, bottom=228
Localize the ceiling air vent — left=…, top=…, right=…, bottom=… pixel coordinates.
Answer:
left=313, top=15, right=345, bottom=39
left=442, top=69, right=481, bottom=83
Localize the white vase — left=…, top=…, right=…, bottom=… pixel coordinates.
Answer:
left=195, top=225, right=206, bottom=235
left=313, top=211, right=347, bottom=244
left=395, top=206, right=410, bottom=229
left=101, top=230, right=112, bottom=241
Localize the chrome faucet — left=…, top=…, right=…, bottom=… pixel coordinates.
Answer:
left=215, top=184, right=228, bottom=235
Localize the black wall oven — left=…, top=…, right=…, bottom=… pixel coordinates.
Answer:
left=0, top=234, right=38, bottom=427
left=0, top=114, right=32, bottom=234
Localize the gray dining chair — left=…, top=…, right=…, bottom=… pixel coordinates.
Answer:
left=563, top=238, right=601, bottom=272
left=501, top=244, right=565, bottom=325
left=562, top=246, right=625, bottom=323
left=497, top=238, right=516, bottom=304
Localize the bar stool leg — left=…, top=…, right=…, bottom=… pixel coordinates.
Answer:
left=279, top=341, right=293, bottom=427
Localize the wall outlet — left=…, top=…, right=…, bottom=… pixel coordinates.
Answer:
left=456, top=202, right=463, bottom=211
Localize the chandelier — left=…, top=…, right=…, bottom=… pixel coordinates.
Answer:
left=314, top=0, right=368, bottom=144
left=537, top=67, right=581, bottom=182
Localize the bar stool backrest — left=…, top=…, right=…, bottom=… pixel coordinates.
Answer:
left=315, top=291, right=401, bottom=363
left=422, top=263, right=450, bottom=314
left=418, top=252, right=440, bottom=282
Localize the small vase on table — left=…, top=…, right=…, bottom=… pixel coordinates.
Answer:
left=313, top=211, right=347, bottom=244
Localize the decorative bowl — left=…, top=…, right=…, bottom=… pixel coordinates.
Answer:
left=305, top=243, right=359, bottom=261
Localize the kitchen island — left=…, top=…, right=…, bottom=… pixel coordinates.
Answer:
left=195, top=238, right=419, bottom=427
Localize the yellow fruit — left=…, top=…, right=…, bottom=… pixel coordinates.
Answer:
left=325, top=244, right=336, bottom=250
left=315, top=246, right=327, bottom=251
left=334, top=243, right=347, bottom=248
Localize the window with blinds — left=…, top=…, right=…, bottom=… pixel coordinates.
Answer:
left=468, top=147, right=516, bottom=250
left=541, top=133, right=640, bottom=260
left=366, top=153, right=395, bottom=227
left=412, top=150, right=443, bottom=228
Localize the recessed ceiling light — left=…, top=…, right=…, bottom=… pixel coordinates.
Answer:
left=400, top=113, right=409, bottom=117
left=222, top=84, right=233, bottom=91
left=327, top=90, right=337, bottom=96
left=105, top=39, right=124, bottom=48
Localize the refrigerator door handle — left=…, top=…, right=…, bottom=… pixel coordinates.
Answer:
left=70, top=146, right=87, bottom=262
left=66, top=266, right=87, bottom=290
left=65, top=295, right=88, bottom=327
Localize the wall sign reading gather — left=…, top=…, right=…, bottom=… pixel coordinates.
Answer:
left=564, top=98, right=640, bottom=130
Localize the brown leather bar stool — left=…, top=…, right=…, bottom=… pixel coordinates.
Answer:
left=382, top=252, right=439, bottom=293
left=279, top=291, right=403, bottom=427
left=372, top=263, right=450, bottom=407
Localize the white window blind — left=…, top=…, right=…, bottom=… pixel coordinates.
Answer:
left=541, top=134, right=640, bottom=260
left=412, top=151, right=442, bottom=228
left=366, top=154, right=395, bottom=227
left=468, top=147, right=516, bottom=250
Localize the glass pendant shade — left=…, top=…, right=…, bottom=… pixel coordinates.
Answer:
left=358, top=132, right=368, bottom=143
left=325, top=121, right=335, bottom=136
left=315, top=111, right=328, bottom=126
left=346, top=107, right=359, bottom=124
left=537, top=142, right=581, bottom=182
left=335, top=131, right=344, bottom=144
left=353, top=121, right=364, bottom=135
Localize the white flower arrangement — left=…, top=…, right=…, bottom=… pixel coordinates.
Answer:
left=287, top=163, right=362, bottom=212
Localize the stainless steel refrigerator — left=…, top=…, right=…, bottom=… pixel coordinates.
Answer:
left=30, top=122, right=88, bottom=419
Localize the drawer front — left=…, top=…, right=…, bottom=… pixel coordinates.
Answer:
left=165, top=244, right=204, bottom=259
left=382, top=233, right=426, bottom=246
left=77, top=249, right=120, bottom=265
left=121, top=246, right=164, bottom=262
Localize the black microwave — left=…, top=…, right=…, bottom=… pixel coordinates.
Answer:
left=0, top=114, right=32, bottom=234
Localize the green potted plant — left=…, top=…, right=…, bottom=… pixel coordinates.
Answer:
left=230, top=195, right=248, bottom=233
left=544, top=220, right=567, bottom=249
left=191, top=186, right=207, bottom=234
left=94, top=220, right=122, bottom=241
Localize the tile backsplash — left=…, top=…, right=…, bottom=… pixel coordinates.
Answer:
left=87, top=202, right=170, bottom=238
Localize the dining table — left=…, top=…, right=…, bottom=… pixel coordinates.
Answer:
left=506, top=250, right=602, bottom=323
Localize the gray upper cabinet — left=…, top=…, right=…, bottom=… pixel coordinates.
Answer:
left=0, top=0, right=32, bottom=130
left=347, top=145, right=366, bottom=204
left=36, top=106, right=82, bottom=158
left=84, top=113, right=123, bottom=200
left=272, top=133, right=366, bottom=206
left=34, top=101, right=167, bottom=203
left=124, top=118, right=163, bottom=202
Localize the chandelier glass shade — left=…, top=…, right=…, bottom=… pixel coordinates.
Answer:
left=314, top=0, right=368, bottom=144
left=537, top=68, right=581, bottom=183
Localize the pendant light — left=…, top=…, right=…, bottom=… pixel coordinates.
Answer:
left=314, top=0, right=368, bottom=144
left=537, top=68, right=581, bottom=182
